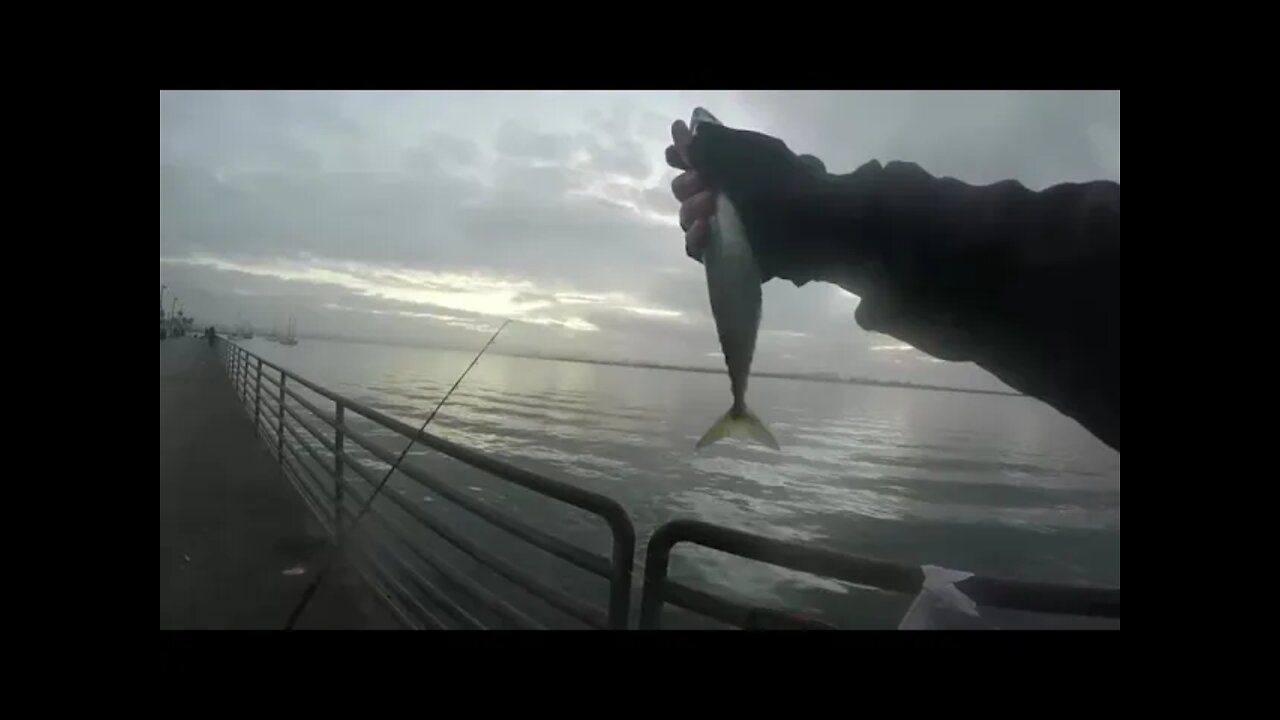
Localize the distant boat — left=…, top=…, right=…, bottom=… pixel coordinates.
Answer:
left=280, top=315, right=298, bottom=346
left=233, top=314, right=254, bottom=340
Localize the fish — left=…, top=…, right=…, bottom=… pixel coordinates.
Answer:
left=690, top=107, right=780, bottom=451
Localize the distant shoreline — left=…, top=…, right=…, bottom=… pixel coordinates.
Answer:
left=504, top=352, right=1025, bottom=397
left=250, top=332, right=1023, bottom=398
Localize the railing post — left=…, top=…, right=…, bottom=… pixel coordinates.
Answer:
left=277, top=372, right=286, bottom=464
left=608, top=532, right=636, bottom=629
left=254, top=358, right=263, bottom=431
left=333, top=401, right=346, bottom=538
left=639, top=526, right=677, bottom=630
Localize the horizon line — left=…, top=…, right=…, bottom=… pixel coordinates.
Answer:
left=225, top=328, right=1024, bottom=398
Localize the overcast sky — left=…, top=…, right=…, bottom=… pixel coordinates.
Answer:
left=159, top=90, right=1119, bottom=390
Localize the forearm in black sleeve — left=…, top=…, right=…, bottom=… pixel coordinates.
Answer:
left=789, top=160, right=1121, bottom=450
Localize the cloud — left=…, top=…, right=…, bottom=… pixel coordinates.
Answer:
left=159, top=90, right=1118, bottom=392
left=159, top=253, right=685, bottom=330
left=495, top=121, right=577, bottom=161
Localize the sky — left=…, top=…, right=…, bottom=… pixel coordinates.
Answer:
left=159, top=90, right=1120, bottom=390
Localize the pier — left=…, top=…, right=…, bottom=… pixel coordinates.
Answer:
left=159, top=338, right=400, bottom=629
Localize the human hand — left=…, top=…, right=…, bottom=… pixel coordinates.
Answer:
left=665, top=117, right=827, bottom=281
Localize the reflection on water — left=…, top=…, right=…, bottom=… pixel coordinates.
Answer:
left=244, top=338, right=1120, bottom=627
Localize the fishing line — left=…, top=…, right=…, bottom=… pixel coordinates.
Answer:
left=283, top=319, right=512, bottom=630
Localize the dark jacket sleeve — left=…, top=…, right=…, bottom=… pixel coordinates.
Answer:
left=797, top=161, right=1121, bottom=451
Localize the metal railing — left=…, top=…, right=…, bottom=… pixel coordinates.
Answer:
left=217, top=338, right=1120, bottom=630
left=638, top=519, right=1121, bottom=629
left=218, top=338, right=636, bottom=630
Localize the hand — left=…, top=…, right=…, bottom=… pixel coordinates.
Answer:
left=665, top=119, right=715, bottom=263
left=665, top=118, right=828, bottom=281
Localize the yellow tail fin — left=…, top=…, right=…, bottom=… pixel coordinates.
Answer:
left=695, top=407, right=780, bottom=451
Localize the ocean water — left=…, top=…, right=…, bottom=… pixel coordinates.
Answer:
left=236, top=337, right=1120, bottom=629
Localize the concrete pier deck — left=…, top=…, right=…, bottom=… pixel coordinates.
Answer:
left=159, top=337, right=401, bottom=630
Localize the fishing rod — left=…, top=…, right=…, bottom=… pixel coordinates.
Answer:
left=283, top=319, right=512, bottom=630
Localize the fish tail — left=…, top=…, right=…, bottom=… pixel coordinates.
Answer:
left=695, top=406, right=780, bottom=451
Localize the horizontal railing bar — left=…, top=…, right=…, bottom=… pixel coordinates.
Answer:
left=280, top=397, right=588, bottom=622
left=285, top=451, right=334, bottom=527
left=344, top=482, right=543, bottom=630
left=351, top=519, right=486, bottom=630
left=340, top=421, right=611, bottom=578
left=278, top=458, right=419, bottom=632
left=262, top=422, right=283, bottom=458
left=359, top=557, right=441, bottom=630
left=259, top=394, right=282, bottom=421
left=241, top=350, right=347, bottom=407
left=649, top=519, right=1120, bottom=620
left=282, top=433, right=338, bottom=518
left=657, top=579, right=749, bottom=627
left=335, top=444, right=608, bottom=628
left=281, top=415, right=332, bottom=471
left=283, top=440, right=333, bottom=510
left=650, top=519, right=920, bottom=594
left=284, top=386, right=340, bottom=433
left=345, top=399, right=631, bottom=528
left=272, top=446, right=420, bottom=630
left=347, top=471, right=603, bottom=627
left=652, top=579, right=835, bottom=629
left=282, top=399, right=338, bottom=455
left=258, top=423, right=281, bottom=455
left=334, top=443, right=388, bottom=487
left=280, top=454, right=335, bottom=533
left=337, top=545, right=429, bottom=631
left=350, top=395, right=638, bottom=627
left=341, top=532, right=443, bottom=630
left=283, top=419, right=341, bottom=488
